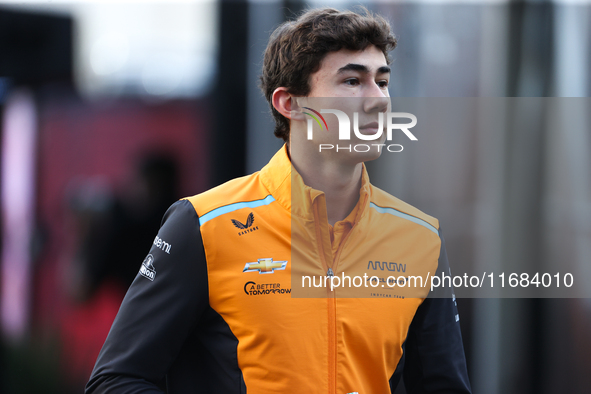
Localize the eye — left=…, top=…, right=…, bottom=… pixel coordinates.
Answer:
left=344, top=78, right=360, bottom=86
left=377, top=80, right=389, bottom=89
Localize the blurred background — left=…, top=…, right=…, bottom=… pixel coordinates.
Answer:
left=0, top=0, right=589, bottom=393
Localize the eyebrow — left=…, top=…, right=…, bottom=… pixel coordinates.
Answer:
left=337, top=63, right=391, bottom=75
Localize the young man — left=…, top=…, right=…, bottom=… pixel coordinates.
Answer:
left=86, top=8, right=471, bottom=394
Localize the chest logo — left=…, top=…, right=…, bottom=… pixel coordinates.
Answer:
left=243, top=258, right=288, bottom=274
left=231, top=212, right=259, bottom=236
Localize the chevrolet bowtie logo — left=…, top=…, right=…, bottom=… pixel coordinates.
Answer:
left=243, top=258, right=288, bottom=274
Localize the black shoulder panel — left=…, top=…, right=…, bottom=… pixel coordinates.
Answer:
left=166, top=305, right=247, bottom=394
left=86, top=199, right=242, bottom=393
left=401, top=231, right=472, bottom=394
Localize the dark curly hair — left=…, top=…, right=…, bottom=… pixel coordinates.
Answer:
left=260, top=7, right=397, bottom=141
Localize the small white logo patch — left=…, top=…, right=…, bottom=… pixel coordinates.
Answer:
left=140, top=254, right=156, bottom=281
left=153, top=236, right=172, bottom=254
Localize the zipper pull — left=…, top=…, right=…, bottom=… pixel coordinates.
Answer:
left=327, top=268, right=334, bottom=277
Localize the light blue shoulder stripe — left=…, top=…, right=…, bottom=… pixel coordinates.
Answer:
left=369, top=202, right=439, bottom=236
left=199, top=195, right=275, bottom=225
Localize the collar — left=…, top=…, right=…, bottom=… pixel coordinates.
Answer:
left=259, top=144, right=372, bottom=223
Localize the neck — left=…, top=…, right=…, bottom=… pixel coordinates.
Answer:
left=289, top=144, right=363, bottom=226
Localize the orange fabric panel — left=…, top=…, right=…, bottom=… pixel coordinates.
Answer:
left=184, top=145, right=441, bottom=393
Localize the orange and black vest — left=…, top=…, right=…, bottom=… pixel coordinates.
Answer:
left=87, top=146, right=471, bottom=394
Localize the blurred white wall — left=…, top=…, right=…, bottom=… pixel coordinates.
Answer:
left=0, top=0, right=218, bottom=98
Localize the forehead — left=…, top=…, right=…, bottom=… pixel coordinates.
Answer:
left=315, top=45, right=388, bottom=76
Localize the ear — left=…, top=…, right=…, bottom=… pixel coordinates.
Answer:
left=272, top=87, right=305, bottom=121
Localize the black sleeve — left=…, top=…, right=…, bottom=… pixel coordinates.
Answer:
left=402, top=232, right=472, bottom=394
left=85, top=199, right=208, bottom=394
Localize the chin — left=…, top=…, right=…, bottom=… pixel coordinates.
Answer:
left=358, top=149, right=383, bottom=162
left=339, top=147, right=382, bottom=164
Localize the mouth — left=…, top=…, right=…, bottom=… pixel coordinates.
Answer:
left=358, top=122, right=380, bottom=135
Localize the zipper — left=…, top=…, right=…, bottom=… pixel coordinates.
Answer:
left=327, top=193, right=367, bottom=394
left=326, top=220, right=355, bottom=394
left=328, top=292, right=337, bottom=394
left=312, top=198, right=336, bottom=394
left=332, top=192, right=367, bottom=275
left=314, top=192, right=367, bottom=394
left=331, top=192, right=367, bottom=277
left=327, top=261, right=336, bottom=394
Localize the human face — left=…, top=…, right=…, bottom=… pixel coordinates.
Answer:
left=294, top=45, right=391, bottom=162
left=308, top=45, right=391, bottom=99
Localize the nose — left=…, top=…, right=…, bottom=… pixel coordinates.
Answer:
left=363, top=93, right=389, bottom=114
left=362, top=80, right=389, bottom=113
